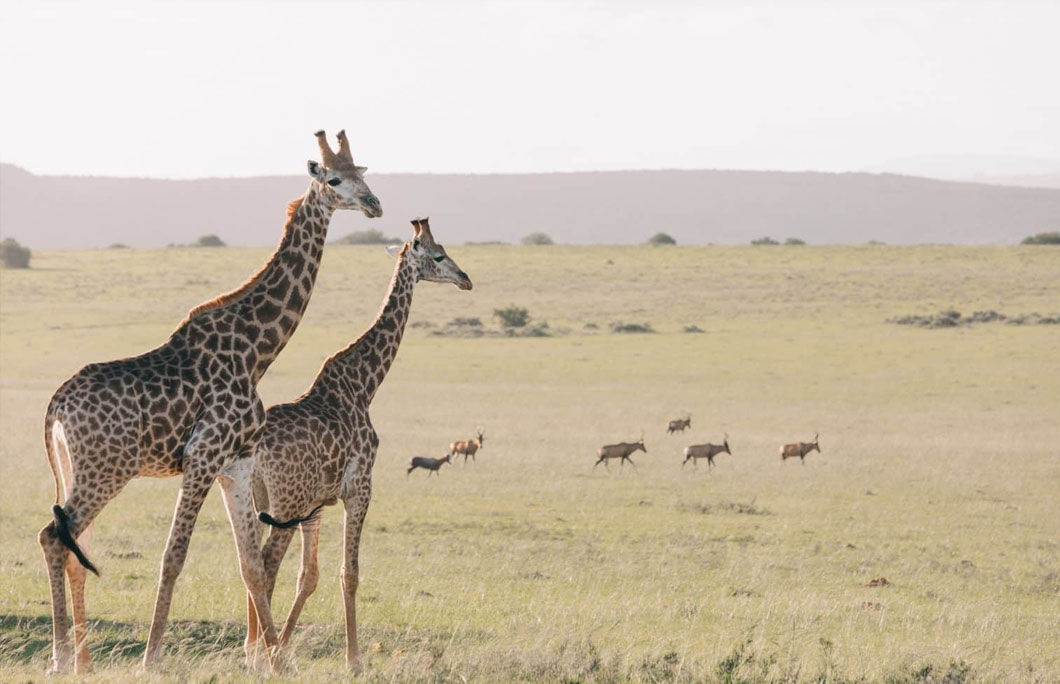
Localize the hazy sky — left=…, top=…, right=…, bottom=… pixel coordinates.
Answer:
left=1, top=0, right=1057, bottom=178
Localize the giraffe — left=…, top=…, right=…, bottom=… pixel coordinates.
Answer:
left=36, top=130, right=381, bottom=674
left=246, top=217, right=471, bottom=672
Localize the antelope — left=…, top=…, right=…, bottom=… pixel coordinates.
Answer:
left=594, top=435, right=646, bottom=470
left=667, top=415, right=692, bottom=434
left=407, top=454, right=452, bottom=477
left=682, top=434, right=731, bottom=469
left=780, top=433, right=820, bottom=464
left=449, top=428, right=485, bottom=463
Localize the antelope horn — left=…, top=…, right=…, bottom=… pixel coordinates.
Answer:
left=335, top=129, right=354, bottom=163
left=315, top=130, right=341, bottom=168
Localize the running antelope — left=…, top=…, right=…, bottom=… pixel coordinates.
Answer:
left=682, top=434, right=731, bottom=469
left=407, top=454, right=452, bottom=477
left=780, top=433, right=821, bottom=464
left=593, top=436, right=647, bottom=470
left=667, top=416, right=692, bottom=434
left=449, top=429, right=485, bottom=463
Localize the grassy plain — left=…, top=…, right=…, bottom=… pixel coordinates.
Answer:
left=0, top=243, right=1058, bottom=682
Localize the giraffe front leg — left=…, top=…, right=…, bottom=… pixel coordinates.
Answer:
left=341, top=495, right=370, bottom=673
left=143, top=465, right=217, bottom=669
left=218, top=461, right=283, bottom=672
left=280, top=520, right=322, bottom=646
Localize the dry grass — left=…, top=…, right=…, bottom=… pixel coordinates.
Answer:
left=0, top=244, right=1057, bottom=682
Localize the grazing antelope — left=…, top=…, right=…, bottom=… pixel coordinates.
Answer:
left=407, top=454, right=452, bottom=477
left=682, top=434, right=731, bottom=469
left=449, top=428, right=485, bottom=463
left=780, top=433, right=821, bottom=464
left=667, top=415, right=692, bottom=434
left=594, top=435, right=647, bottom=470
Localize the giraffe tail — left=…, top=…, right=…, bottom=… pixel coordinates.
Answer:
left=258, top=504, right=324, bottom=529
left=53, top=504, right=100, bottom=577
left=43, top=407, right=61, bottom=505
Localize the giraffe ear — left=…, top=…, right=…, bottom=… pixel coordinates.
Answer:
left=384, top=244, right=403, bottom=259
left=307, top=160, right=325, bottom=180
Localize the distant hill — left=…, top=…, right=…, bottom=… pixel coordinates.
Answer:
left=2, top=163, right=1058, bottom=248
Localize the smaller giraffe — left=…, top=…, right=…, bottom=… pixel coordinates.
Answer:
left=245, top=218, right=471, bottom=672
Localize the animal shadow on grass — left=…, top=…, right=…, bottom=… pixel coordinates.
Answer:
left=0, top=614, right=245, bottom=666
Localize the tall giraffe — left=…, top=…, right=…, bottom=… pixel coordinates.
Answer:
left=37, top=130, right=381, bottom=674
left=246, top=218, right=471, bottom=672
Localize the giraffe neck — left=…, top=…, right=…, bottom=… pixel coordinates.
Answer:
left=179, top=182, right=335, bottom=383
left=320, top=250, right=417, bottom=404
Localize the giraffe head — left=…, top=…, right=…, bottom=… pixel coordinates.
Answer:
left=385, top=218, right=473, bottom=290
left=307, top=130, right=383, bottom=218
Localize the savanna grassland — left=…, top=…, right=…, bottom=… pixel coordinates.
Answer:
left=0, top=243, right=1058, bottom=683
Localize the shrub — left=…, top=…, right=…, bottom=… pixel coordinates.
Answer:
left=521, top=232, right=554, bottom=246
left=108, top=243, right=130, bottom=249
left=334, top=229, right=401, bottom=245
left=0, top=238, right=31, bottom=268
left=751, top=236, right=779, bottom=246
left=610, top=321, right=655, bottom=334
left=785, top=237, right=806, bottom=245
left=494, top=305, right=531, bottom=328
left=683, top=325, right=704, bottom=333
left=194, top=234, right=226, bottom=248
left=646, top=232, right=676, bottom=246
left=447, top=317, right=482, bottom=328
left=1021, top=231, right=1060, bottom=245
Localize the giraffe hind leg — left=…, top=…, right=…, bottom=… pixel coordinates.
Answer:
left=280, top=520, right=321, bottom=646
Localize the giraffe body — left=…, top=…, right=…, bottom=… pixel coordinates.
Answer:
left=37, top=131, right=380, bottom=674
left=248, top=218, right=471, bottom=672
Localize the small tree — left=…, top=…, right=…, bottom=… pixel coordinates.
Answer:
left=785, top=237, right=806, bottom=246
left=194, top=234, right=226, bottom=248
left=647, top=232, right=677, bottom=246
left=751, top=236, right=779, bottom=246
left=522, top=232, right=554, bottom=246
left=1021, top=231, right=1060, bottom=245
left=494, top=305, right=531, bottom=328
left=335, top=229, right=401, bottom=245
left=0, top=238, right=31, bottom=268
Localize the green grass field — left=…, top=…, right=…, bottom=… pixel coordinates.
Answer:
left=1, top=244, right=1058, bottom=683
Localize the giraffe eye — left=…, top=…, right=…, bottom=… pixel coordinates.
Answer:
left=433, top=255, right=445, bottom=263
left=326, top=178, right=342, bottom=187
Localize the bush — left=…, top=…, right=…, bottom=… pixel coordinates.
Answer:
left=610, top=321, right=655, bottom=334
left=522, top=232, right=554, bottom=246
left=683, top=325, right=704, bottom=333
left=494, top=305, right=531, bottom=328
left=785, top=237, right=806, bottom=245
left=1021, top=231, right=1060, bottom=245
left=0, top=238, right=31, bottom=269
left=108, top=243, right=130, bottom=249
left=334, top=229, right=401, bottom=245
left=751, top=236, right=779, bottom=246
left=194, top=234, right=226, bottom=248
left=646, top=232, right=676, bottom=246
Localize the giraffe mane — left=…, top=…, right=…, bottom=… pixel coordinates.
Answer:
left=178, top=196, right=306, bottom=326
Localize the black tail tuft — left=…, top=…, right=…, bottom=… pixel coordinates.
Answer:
left=258, top=504, right=325, bottom=529
left=52, top=505, right=100, bottom=577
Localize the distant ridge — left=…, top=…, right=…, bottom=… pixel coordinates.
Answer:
left=2, top=163, right=1058, bottom=248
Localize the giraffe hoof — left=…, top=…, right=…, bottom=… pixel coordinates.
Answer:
left=348, top=655, right=364, bottom=675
